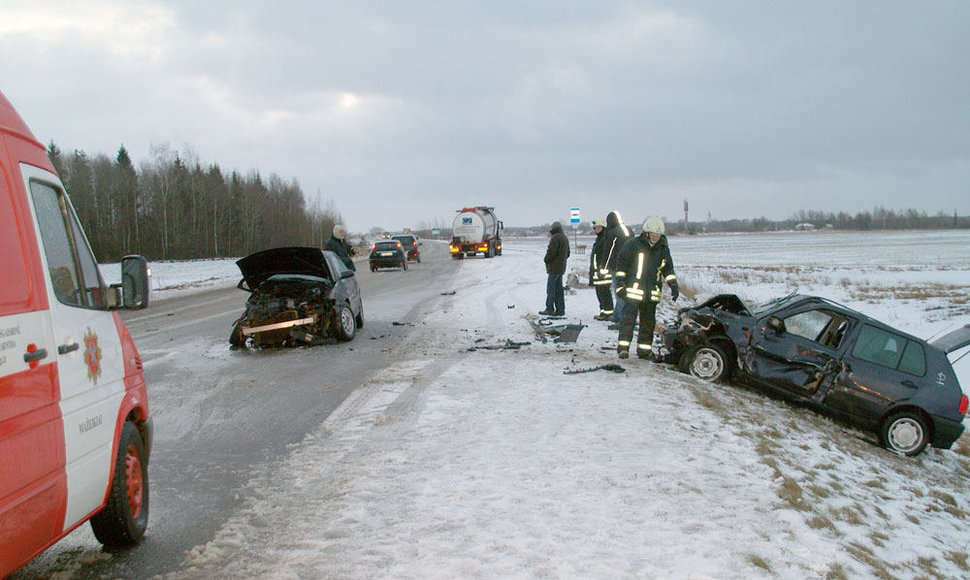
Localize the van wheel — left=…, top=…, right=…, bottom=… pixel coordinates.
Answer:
left=334, top=304, right=357, bottom=341
left=683, top=343, right=731, bottom=382
left=881, top=412, right=929, bottom=456
left=91, top=422, right=149, bottom=548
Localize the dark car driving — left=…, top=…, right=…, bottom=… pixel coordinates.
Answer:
left=661, top=293, right=969, bottom=456
left=230, top=247, right=363, bottom=348
left=369, top=240, right=408, bottom=271
left=391, top=234, right=421, bottom=262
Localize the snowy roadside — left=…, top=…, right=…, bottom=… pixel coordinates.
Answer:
left=161, top=233, right=970, bottom=580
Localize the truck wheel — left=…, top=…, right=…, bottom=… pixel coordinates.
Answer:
left=881, top=412, right=929, bottom=456
left=334, top=303, right=357, bottom=341
left=91, top=422, right=149, bottom=548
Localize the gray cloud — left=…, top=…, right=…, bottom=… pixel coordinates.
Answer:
left=2, top=0, right=967, bottom=231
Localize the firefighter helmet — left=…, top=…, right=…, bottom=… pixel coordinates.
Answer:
left=591, top=219, right=606, bottom=229
left=642, top=216, right=665, bottom=235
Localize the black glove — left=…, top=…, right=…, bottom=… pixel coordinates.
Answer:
left=669, top=281, right=679, bottom=301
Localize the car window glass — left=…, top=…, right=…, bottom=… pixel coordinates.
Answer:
left=898, top=340, right=926, bottom=376
left=30, top=180, right=108, bottom=309
left=782, top=309, right=832, bottom=343
left=852, top=325, right=905, bottom=370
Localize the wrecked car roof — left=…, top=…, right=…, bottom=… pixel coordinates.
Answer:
left=931, top=323, right=970, bottom=354
left=236, top=247, right=333, bottom=289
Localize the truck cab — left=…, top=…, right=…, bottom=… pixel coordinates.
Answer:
left=1, top=90, right=152, bottom=577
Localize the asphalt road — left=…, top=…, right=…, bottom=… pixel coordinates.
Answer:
left=13, top=242, right=458, bottom=579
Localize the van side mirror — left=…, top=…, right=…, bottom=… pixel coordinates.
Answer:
left=121, top=255, right=150, bottom=309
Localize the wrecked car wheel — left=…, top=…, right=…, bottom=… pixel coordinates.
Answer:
left=229, top=321, right=247, bottom=348
left=334, top=303, right=357, bottom=341
left=684, top=343, right=729, bottom=382
left=881, top=412, right=929, bottom=456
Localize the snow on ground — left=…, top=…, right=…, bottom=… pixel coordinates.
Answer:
left=149, top=231, right=969, bottom=579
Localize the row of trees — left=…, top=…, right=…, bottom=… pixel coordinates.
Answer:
left=49, top=143, right=343, bottom=262
left=684, top=208, right=966, bottom=234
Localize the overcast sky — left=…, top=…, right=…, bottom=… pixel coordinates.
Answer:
left=2, top=1, right=968, bottom=231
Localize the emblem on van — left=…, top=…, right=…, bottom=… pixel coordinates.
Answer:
left=83, top=328, right=102, bottom=384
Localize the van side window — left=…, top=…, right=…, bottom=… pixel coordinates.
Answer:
left=29, top=181, right=108, bottom=309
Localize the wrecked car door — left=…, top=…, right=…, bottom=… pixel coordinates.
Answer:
left=822, top=324, right=931, bottom=426
left=745, top=305, right=854, bottom=398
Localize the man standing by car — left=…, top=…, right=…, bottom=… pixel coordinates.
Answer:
left=324, top=224, right=356, bottom=271
left=603, top=210, right=631, bottom=327
left=589, top=219, right=614, bottom=320
left=540, top=221, right=570, bottom=316
left=615, top=216, right=679, bottom=359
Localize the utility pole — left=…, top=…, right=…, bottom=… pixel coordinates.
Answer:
left=683, top=199, right=689, bottom=234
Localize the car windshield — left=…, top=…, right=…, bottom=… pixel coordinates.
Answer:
left=393, top=236, right=415, bottom=245
left=750, top=292, right=801, bottom=317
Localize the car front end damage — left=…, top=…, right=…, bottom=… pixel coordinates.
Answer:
left=231, top=274, right=342, bottom=347
left=660, top=294, right=753, bottom=378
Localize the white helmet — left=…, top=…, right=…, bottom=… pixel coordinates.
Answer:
left=591, top=219, right=606, bottom=229
left=642, top=216, right=665, bottom=235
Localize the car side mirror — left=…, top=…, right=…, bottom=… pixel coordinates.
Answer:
left=767, top=315, right=785, bottom=333
left=340, top=270, right=355, bottom=279
left=120, top=255, right=150, bottom=309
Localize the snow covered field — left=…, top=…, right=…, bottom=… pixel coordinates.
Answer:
left=123, top=230, right=969, bottom=579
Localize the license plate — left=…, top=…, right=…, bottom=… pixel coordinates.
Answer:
left=381, top=251, right=393, bottom=256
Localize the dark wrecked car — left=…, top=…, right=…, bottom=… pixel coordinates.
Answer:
left=661, top=292, right=969, bottom=456
left=230, top=247, right=363, bottom=348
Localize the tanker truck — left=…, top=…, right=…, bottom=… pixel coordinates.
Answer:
left=450, top=206, right=503, bottom=259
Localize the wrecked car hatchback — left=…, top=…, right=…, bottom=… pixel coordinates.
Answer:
left=230, top=247, right=364, bottom=348
left=661, top=292, right=968, bottom=456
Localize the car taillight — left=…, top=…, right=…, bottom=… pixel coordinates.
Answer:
left=960, top=394, right=968, bottom=416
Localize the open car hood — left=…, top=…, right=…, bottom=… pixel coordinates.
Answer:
left=236, top=247, right=332, bottom=290
left=931, top=323, right=970, bottom=354
left=688, top=293, right=752, bottom=316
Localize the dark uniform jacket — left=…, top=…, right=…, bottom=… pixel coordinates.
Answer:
left=615, top=234, right=677, bottom=303
left=589, top=228, right=612, bottom=286
left=323, top=235, right=355, bottom=271
left=603, top=211, right=631, bottom=273
left=544, top=223, right=570, bottom=275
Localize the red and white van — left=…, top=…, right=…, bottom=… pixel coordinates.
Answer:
left=0, top=90, right=152, bottom=577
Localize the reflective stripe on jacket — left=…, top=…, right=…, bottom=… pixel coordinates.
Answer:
left=614, top=234, right=676, bottom=303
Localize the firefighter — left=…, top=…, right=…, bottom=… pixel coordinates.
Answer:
left=614, top=216, right=679, bottom=359
left=603, top=210, right=632, bottom=326
left=589, top=219, right=614, bottom=320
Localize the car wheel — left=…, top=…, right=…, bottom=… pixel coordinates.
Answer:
left=881, top=412, right=929, bottom=456
left=356, top=304, right=364, bottom=329
left=90, top=422, right=149, bottom=548
left=402, top=260, right=408, bottom=270
left=684, top=343, right=730, bottom=382
left=416, top=254, right=421, bottom=263
left=229, top=320, right=246, bottom=348
left=334, top=303, right=357, bottom=341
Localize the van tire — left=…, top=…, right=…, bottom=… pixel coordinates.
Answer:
left=91, top=422, right=149, bottom=548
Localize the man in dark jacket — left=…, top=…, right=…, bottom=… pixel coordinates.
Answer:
left=614, top=216, right=679, bottom=359
left=540, top=221, right=570, bottom=316
left=603, top=210, right=631, bottom=324
left=589, top=219, right=614, bottom=320
left=323, top=224, right=355, bottom=271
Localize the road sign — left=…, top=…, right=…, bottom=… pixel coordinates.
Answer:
left=569, top=207, right=581, bottom=224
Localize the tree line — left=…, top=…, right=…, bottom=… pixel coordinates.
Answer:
left=682, top=207, right=967, bottom=234
left=48, top=142, right=343, bottom=262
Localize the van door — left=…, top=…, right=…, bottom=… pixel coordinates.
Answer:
left=23, top=165, right=127, bottom=532
left=0, top=160, right=63, bottom=572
